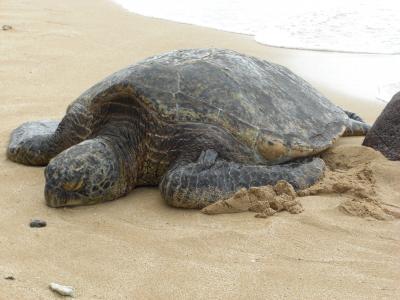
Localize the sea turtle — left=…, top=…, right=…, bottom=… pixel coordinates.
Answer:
left=7, top=48, right=370, bottom=208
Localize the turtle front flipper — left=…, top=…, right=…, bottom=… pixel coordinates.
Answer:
left=7, top=120, right=60, bottom=166
left=8, top=100, right=93, bottom=166
left=160, top=150, right=325, bottom=209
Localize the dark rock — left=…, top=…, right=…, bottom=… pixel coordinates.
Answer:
left=2, top=25, right=12, bottom=31
left=4, top=276, right=15, bottom=280
left=363, top=92, right=400, bottom=160
left=29, top=219, right=47, bottom=228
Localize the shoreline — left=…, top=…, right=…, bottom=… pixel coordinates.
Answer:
left=1, top=0, right=399, bottom=299
left=112, top=0, right=400, bottom=56
left=116, top=3, right=400, bottom=56
left=110, top=0, right=400, bottom=107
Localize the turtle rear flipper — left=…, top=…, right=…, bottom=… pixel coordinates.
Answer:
left=343, top=110, right=366, bottom=123
left=7, top=120, right=60, bottom=166
left=160, top=150, right=325, bottom=209
left=340, top=109, right=371, bottom=136
left=343, top=119, right=371, bottom=136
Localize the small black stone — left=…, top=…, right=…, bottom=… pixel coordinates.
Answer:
left=2, top=25, right=12, bottom=31
left=29, top=219, right=47, bottom=228
left=4, top=276, right=15, bottom=280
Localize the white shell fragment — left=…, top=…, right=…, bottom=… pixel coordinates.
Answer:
left=49, top=282, right=74, bottom=297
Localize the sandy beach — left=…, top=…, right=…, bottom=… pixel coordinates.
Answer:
left=1, top=0, right=399, bottom=299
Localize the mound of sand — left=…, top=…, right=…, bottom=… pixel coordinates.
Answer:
left=301, top=144, right=400, bottom=220
left=202, top=180, right=303, bottom=217
left=202, top=145, right=400, bottom=220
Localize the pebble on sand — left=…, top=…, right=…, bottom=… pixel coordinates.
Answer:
left=29, top=219, right=47, bottom=228
left=49, top=282, right=74, bottom=297
left=2, top=25, right=13, bottom=31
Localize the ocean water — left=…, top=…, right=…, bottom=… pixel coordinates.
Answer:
left=113, top=0, right=400, bottom=54
left=113, top=0, right=400, bottom=102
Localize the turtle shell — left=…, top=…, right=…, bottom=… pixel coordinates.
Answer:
left=74, top=48, right=347, bottom=163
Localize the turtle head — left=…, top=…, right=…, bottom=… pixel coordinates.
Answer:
left=44, top=139, right=127, bottom=207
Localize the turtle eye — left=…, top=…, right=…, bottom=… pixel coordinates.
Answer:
left=62, top=180, right=84, bottom=191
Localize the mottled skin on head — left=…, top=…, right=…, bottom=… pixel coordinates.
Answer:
left=44, top=138, right=127, bottom=207
left=7, top=48, right=370, bottom=208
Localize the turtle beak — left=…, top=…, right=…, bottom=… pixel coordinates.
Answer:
left=45, top=184, right=67, bottom=207
left=44, top=163, right=85, bottom=207
left=45, top=183, right=87, bottom=207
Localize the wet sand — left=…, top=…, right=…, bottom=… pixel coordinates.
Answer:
left=0, top=0, right=399, bottom=299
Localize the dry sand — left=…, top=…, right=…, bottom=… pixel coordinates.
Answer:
left=1, top=0, right=399, bottom=299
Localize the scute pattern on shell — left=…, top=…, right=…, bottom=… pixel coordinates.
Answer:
left=69, top=48, right=348, bottom=163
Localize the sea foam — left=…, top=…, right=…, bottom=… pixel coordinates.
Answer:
left=113, top=0, right=400, bottom=54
